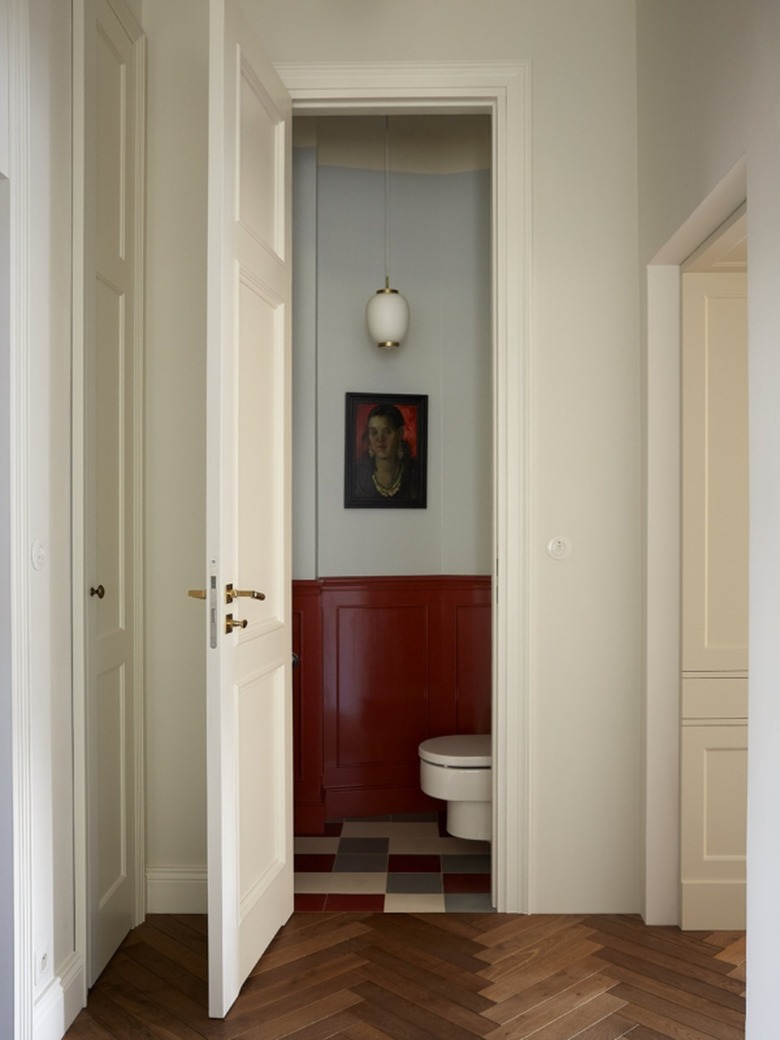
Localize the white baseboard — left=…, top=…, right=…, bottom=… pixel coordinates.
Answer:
left=33, top=952, right=85, bottom=1040
left=145, top=865, right=207, bottom=913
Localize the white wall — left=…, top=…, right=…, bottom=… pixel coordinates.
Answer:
left=637, top=2, right=780, bottom=1031
left=253, top=0, right=642, bottom=912
left=0, top=129, right=13, bottom=1040
left=142, top=0, right=209, bottom=907
left=745, top=3, right=780, bottom=1032
left=0, top=0, right=80, bottom=1033
left=28, top=0, right=75, bottom=1015
left=1, top=14, right=12, bottom=1027
left=294, top=117, right=492, bottom=579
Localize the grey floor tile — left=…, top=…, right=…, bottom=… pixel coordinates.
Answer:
left=444, top=892, right=495, bottom=912
left=387, top=873, right=443, bottom=894
left=334, top=853, right=388, bottom=873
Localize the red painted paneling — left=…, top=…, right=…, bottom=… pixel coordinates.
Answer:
left=293, top=576, right=491, bottom=824
left=332, top=604, right=429, bottom=768
left=456, top=604, right=492, bottom=734
left=291, top=581, right=326, bottom=834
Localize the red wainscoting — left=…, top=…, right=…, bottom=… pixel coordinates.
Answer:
left=292, top=576, right=491, bottom=833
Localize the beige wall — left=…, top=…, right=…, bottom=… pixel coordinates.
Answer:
left=142, top=0, right=643, bottom=913
left=636, top=0, right=749, bottom=925
left=245, top=0, right=642, bottom=911
left=636, top=0, right=748, bottom=265
left=637, top=5, right=780, bottom=1033
left=142, top=0, right=209, bottom=899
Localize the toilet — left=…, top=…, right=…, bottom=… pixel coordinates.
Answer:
left=418, top=734, right=492, bottom=841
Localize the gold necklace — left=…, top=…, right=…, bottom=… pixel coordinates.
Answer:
left=372, top=466, right=403, bottom=497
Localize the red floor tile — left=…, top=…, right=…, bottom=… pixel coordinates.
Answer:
left=294, top=853, right=336, bottom=872
left=388, top=854, right=441, bottom=873
left=324, top=894, right=386, bottom=911
left=294, top=893, right=327, bottom=911
left=442, top=873, right=492, bottom=894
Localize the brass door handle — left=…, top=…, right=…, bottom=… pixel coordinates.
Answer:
left=188, top=589, right=207, bottom=600
left=225, top=583, right=265, bottom=603
left=225, top=614, right=248, bottom=633
left=90, top=584, right=105, bottom=599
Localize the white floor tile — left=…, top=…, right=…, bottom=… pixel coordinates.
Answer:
left=384, top=892, right=446, bottom=913
left=294, top=872, right=387, bottom=895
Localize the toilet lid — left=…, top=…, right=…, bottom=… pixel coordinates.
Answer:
left=419, top=734, right=491, bottom=767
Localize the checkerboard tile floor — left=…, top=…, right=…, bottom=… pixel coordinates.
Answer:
left=294, top=813, right=493, bottom=913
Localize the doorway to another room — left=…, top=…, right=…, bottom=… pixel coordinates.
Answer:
left=290, top=114, right=494, bottom=912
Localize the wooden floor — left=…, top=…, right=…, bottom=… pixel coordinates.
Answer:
left=64, top=912, right=745, bottom=1039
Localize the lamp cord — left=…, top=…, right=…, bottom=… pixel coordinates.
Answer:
left=384, top=114, right=390, bottom=287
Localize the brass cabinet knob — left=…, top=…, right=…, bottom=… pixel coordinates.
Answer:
left=89, top=584, right=105, bottom=599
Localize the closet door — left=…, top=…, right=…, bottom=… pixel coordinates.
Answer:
left=680, top=269, right=748, bottom=930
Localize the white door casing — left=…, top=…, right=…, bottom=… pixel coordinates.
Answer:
left=206, top=0, right=294, bottom=1017
left=77, top=0, right=146, bottom=988
left=274, top=60, right=531, bottom=914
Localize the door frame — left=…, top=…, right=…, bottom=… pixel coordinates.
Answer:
left=71, top=0, right=147, bottom=1000
left=276, top=61, right=531, bottom=912
left=643, top=155, right=747, bottom=924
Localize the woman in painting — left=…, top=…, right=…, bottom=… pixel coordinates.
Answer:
left=356, top=403, right=421, bottom=503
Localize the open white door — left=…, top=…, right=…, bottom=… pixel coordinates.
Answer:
left=206, top=0, right=293, bottom=1017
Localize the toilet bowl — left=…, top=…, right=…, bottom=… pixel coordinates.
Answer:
left=418, top=734, right=492, bottom=841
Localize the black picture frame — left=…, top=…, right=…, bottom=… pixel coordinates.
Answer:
left=344, top=392, right=428, bottom=508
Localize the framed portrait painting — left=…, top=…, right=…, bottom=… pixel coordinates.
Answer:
left=344, top=392, right=428, bottom=508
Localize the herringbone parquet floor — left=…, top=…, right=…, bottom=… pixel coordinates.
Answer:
left=64, top=912, right=746, bottom=1039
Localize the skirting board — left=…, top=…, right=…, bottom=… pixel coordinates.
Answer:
left=33, top=952, right=85, bottom=1040
left=146, top=867, right=207, bottom=914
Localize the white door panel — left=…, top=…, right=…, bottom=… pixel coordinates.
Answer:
left=207, top=0, right=293, bottom=1016
left=84, top=0, right=144, bottom=985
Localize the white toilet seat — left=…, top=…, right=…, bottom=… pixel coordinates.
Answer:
left=418, top=734, right=491, bottom=768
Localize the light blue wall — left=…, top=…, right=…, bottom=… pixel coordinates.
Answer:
left=293, top=132, right=492, bottom=578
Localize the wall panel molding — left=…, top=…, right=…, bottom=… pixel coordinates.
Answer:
left=293, top=575, right=491, bottom=828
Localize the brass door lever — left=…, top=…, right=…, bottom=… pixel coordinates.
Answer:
left=225, top=583, right=265, bottom=603
left=188, top=589, right=207, bottom=600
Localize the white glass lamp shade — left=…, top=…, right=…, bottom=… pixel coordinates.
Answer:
left=366, top=286, right=410, bottom=349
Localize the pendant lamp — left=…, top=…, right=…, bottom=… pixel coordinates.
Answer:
left=366, top=116, right=409, bottom=349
